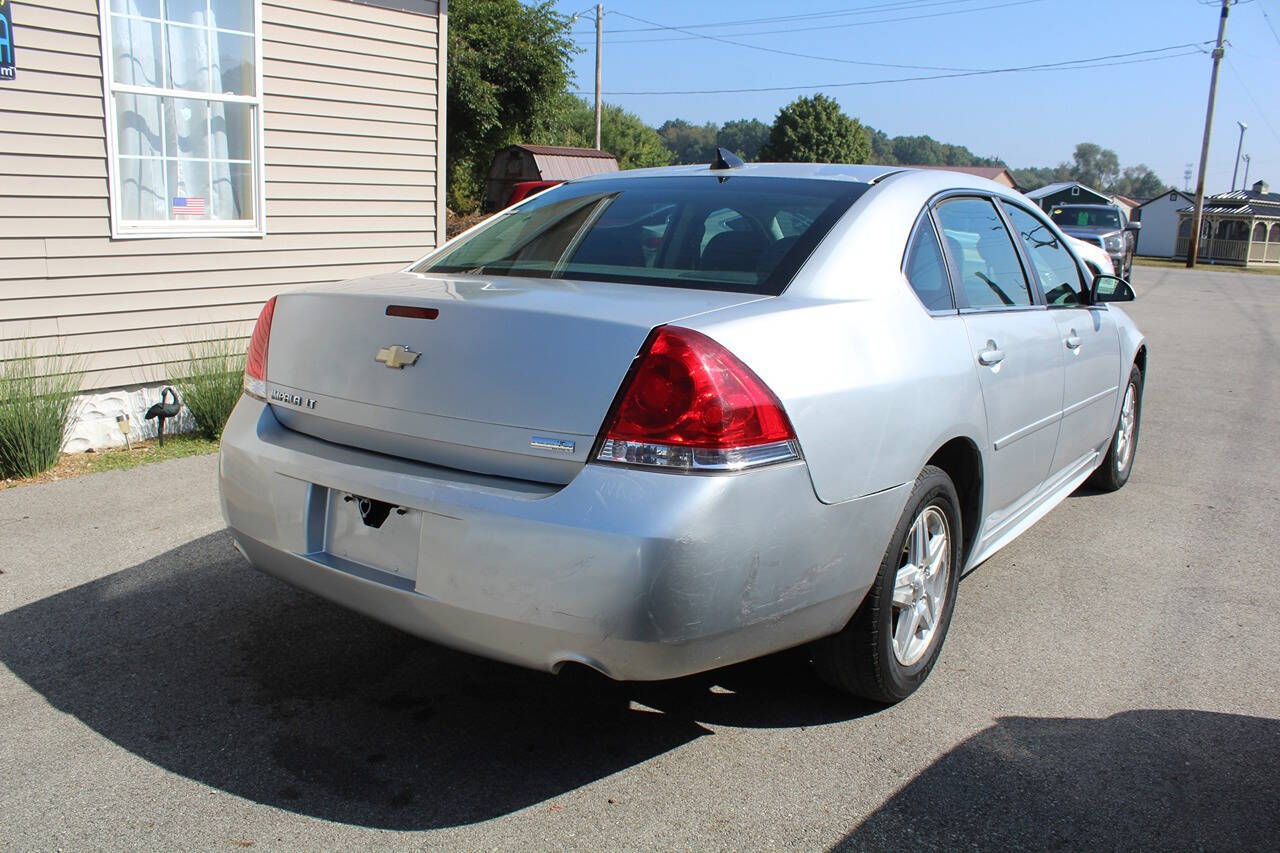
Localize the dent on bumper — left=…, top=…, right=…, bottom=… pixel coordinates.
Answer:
left=218, top=398, right=910, bottom=681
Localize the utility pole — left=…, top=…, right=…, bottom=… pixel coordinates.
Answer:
left=1231, top=121, right=1247, bottom=191
left=1184, top=163, right=1193, bottom=192
left=1242, top=153, right=1251, bottom=189
left=1186, top=0, right=1232, bottom=269
left=593, top=3, right=604, bottom=149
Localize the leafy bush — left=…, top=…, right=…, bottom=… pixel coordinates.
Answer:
left=0, top=344, right=84, bottom=480
left=172, top=335, right=245, bottom=441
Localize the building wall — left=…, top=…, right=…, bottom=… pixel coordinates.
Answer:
left=1, top=0, right=444, bottom=400
left=1135, top=193, right=1189, bottom=258
left=1033, top=186, right=1111, bottom=212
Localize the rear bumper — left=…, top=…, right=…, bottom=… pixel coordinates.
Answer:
left=218, top=398, right=909, bottom=681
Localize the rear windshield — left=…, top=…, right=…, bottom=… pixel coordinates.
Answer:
left=1050, top=207, right=1121, bottom=230
left=415, top=176, right=867, bottom=295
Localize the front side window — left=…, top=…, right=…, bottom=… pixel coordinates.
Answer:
left=1003, top=204, right=1085, bottom=305
left=104, top=0, right=262, bottom=236
left=416, top=176, right=867, bottom=295
left=935, top=198, right=1033, bottom=309
left=903, top=216, right=954, bottom=311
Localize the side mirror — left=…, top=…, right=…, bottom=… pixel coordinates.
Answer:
left=1091, top=273, right=1135, bottom=304
left=1125, top=222, right=1141, bottom=233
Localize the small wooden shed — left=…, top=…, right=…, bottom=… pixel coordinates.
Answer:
left=484, top=145, right=619, bottom=211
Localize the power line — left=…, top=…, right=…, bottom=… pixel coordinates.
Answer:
left=1225, top=55, right=1280, bottom=148
left=577, top=0, right=1047, bottom=45
left=603, top=8, right=988, bottom=72
left=1261, top=1, right=1280, bottom=48
left=572, top=42, right=1205, bottom=96
left=569, top=0, right=991, bottom=36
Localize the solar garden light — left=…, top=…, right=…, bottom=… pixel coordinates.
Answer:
left=116, top=413, right=132, bottom=451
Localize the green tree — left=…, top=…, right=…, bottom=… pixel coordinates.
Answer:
left=657, top=119, right=718, bottom=164
left=892, top=134, right=944, bottom=165
left=447, top=0, right=578, bottom=211
left=716, top=118, right=770, bottom=161
left=864, top=126, right=897, bottom=165
left=598, top=104, right=676, bottom=170
left=1010, top=164, right=1072, bottom=192
left=533, top=96, right=672, bottom=170
left=1069, top=142, right=1121, bottom=190
left=759, top=94, right=870, bottom=163
left=1112, top=165, right=1168, bottom=200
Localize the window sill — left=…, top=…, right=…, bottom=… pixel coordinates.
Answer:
left=110, top=225, right=267, bottom=240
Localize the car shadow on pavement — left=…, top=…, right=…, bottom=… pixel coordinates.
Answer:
left=835, top=709, right=1280, bottom=851
left=0, top=530, right=875, bottom=830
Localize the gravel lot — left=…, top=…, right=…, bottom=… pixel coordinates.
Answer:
left=2, top=265, right=1277, bottom=850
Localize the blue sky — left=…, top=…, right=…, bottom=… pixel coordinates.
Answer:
left=548, top=0, right=1280, bottom=192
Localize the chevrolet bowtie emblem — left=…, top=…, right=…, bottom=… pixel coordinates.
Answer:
left=375, top=345, right=420, bottom=369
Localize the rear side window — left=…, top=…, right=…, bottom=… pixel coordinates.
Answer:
left=416, top=176, right=868, bottom=295
left=934, top=198, right=1033, bottom=309
left=1003, top=203, right=1085, bottom=305
left=904, top=217, right=954, bottom=311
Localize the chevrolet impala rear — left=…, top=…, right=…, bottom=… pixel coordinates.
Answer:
left=218, top=161, right=1148, bottom=702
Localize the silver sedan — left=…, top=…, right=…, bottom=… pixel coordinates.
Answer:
left=219, top=158, right=1146, bottom=703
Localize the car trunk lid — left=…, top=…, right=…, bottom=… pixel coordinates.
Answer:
left=264, top=270, right=768, bottom=483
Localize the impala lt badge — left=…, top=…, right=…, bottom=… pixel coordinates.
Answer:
left=531, top=436, right=575, bottom=453
left=375, top=345, right=420, bottom=369
left=270, top=389, right=316, bottom=409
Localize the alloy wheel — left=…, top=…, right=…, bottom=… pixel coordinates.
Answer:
left=891, top=506, right=951, bottom=666
left=1115, top=382, right=1137, bottom=472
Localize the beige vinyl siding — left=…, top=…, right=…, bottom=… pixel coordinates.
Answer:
left=1, top=0, right=443, bottom=391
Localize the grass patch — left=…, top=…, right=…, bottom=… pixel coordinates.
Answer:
left=0, top=344, right=84, bottom=480
left=0, top=434, right=220, bottom=490
left=172, top=335, right=245, bottom=441
left=1134, top=257, right=1280, bottom=276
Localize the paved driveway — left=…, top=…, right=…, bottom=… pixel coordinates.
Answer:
left=2, top=266, right=1278, bottom=850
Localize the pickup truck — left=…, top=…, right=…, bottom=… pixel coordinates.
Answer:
left=1048, top=203, right=1140, bottom=279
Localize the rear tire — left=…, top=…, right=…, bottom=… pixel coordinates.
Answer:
left=1087, top=363, right=1143, bottom=492
left=812, top=465, right=962, bottom=704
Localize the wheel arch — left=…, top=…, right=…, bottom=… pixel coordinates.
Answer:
left=1133, top=343, right=1147, bottom=376
left=924, top=436, right=983, bottom=566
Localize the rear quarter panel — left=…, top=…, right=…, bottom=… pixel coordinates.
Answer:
left=685, top=295, right=987, bottom=505
left=682, top=171, right=992, bottom=505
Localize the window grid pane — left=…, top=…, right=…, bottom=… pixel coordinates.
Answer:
left=108, top=0, right=259, bottom=228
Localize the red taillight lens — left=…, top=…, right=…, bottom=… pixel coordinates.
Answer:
left=596, top=326, right=798, bottom=471
left=243, top=296, right=276, bottom=399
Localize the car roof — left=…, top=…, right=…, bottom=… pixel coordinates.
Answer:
left=568, top=162, right=901, bottom=185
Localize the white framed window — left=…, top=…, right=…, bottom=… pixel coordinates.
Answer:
left=100, top=0, right=265, bottom=238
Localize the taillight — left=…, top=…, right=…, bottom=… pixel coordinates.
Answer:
left=595, top=326, right=799, bottom=472
left=243, top=296, right=276, bottom=399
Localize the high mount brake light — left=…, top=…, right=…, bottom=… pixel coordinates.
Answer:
left=595, top=326, right=800, bottom=472
left=243, top=296, right=277, bottom=400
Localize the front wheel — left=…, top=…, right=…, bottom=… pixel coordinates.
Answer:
left=1087, top=363, right=1143, bottom=492
left=812, top=465, right=962, bottom=703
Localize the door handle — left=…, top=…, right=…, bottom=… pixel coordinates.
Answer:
left=1065, top=332, right=1082, bottom=350
left=978, top=346, right=1005, bottom=366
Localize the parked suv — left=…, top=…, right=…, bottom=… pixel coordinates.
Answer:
left=1049, top=203, right=1139, bottom=278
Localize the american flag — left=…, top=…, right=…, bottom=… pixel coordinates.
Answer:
left=172, top=196, right=206, bottom=217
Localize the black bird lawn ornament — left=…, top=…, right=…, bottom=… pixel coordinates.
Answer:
left=144, top=387, right=181, bottom=446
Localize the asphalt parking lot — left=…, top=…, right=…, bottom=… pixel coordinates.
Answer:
left=2, top=265, right=1278, bottom=850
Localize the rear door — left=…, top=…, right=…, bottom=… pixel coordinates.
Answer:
left=936, top=196, right=1065, bottom=525
left=1001, top=201, right=1121, bottom=474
